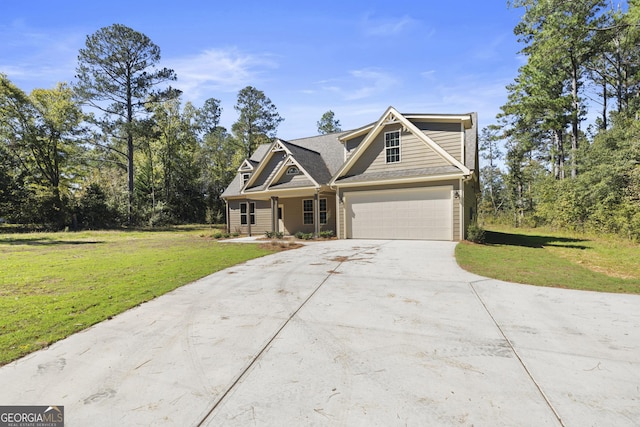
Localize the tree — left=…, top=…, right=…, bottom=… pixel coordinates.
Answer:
left=75, top=23, right=180, bottom=223
left=509, top=0, right=610, bottom=178
left=1, top=76, right=84, bottom=228
left=231, top=86, right=283, bottom=158
left=316, top=110, right=342, bottom=134
left=478, top=126, right=505, bottom=217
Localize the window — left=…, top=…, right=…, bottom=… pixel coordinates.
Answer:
left=242, top=173, right=250, bottom=185
left=240, top=202, right=255, bottom=225
left=302, top=199, right=328, bottom=225
left=385, top=130, right=400, bottom=163
left=319, top=198, right=327, bottom=225
left=286, top=166, right=300, bottom=175
left=303, top=199, right=314, bottom=225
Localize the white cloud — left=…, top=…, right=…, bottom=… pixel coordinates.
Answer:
left=168, top=48, right=278, bottom=103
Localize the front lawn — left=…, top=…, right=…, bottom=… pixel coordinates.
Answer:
left=0, top=227, right=278, bottom=365
left=455, top=226, right=640, bottom=294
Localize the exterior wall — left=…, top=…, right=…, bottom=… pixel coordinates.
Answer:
left=273, top=170, right=312, bottom=186
left=337, top=180, right=462, bottom=241
left=227, top=199, right=271, bottom=236
left=278, top=193, right=336, bottom=235
left=345, top=135, right=366, bottom=160
left=415, top=122, right=462, bottom=161
left=348, top=124, right=450, bottom=176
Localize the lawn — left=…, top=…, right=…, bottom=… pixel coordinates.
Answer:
left=0, top=227, right=279, bottom=365
left=455, top=225, right=640, bottom=294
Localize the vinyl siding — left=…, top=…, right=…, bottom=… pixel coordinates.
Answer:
left=228, top=199, right=271, bottom=236
left=415, top=122, right=462, bottom=162
left=348, top=125, right=450, bottom=176
left=345, top=135, right=366, bottom=160
left=272, top=170, right=312, bottom=187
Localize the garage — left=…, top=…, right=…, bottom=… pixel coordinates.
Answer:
left=346, top=186, right=453, bottom=240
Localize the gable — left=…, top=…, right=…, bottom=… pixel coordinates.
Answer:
left=331, top=107, right=472, bottom=186
left=246, top=150, right=287, bottom=191
left=346, top=123, right=452, bottom=176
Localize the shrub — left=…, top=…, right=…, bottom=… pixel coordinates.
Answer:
left=294, top=231, right=304, bottom=239
left=264, top=231, right=275, bottom=238
left=212, top=231, right=224, bottom=239
left=466, top=224, right=486, bottom=244
left=319, top=230, right=335, bottom=238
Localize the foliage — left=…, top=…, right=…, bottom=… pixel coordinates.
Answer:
left=317, top=110, right=342, bottom=134
left=466, top=224, right=486, bottom=244
left=75, top=23, right=180, bottom=223
left=264, top=231, right=285, bottom=239
left=232, top=86, right=283, bottom=158
left=483, top=2, right=640, bottom=241
left=294, top=231, right=314, bottom=240
left=319, top=230, right=335, bottom=238
left=0, top=228, right=278, bottom=365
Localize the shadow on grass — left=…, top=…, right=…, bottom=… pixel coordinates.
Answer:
left=0, top=237, right=105, bottom=246
left=485, top=231, right=590, bottom=250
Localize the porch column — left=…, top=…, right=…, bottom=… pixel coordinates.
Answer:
left=246, top=198, right=252, bottom=237
left=271, top=196, right=279, bottom=233
left=225, top=200, right=230, bottom=234
left=314, top=191, right=320, bottom=237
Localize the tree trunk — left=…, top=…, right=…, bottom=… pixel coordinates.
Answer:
left=570, top=56, right=580, bottom=179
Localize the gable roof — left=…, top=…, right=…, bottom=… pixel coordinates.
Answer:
left=222, top=109, right=477, bottom=198
left=330, top=107, right=471, bottom=187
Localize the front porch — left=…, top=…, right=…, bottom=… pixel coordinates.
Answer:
left=226, top=191, right=336, bottom=237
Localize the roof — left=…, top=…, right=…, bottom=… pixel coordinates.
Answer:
left=222, top=110, right=477, bottom=199
left=334, top=166, right=462, bottom=185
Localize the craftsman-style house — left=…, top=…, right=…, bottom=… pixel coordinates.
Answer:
left=221, top=107, right=479, bottom=241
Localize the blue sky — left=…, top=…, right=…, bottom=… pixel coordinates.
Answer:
left=1, top=0, right=525, bottom=139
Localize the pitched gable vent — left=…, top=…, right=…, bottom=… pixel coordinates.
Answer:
left=286, top=166, right=300, bottom=175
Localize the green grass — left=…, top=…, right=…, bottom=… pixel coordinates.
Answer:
left=455, top=225, right=640, bottom=294
left=0, top=227, right=278, bottom=365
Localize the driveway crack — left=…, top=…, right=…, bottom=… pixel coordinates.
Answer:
left=195, top=244, right=382, bottom=426
left=468, top=282, right=566, bottom=427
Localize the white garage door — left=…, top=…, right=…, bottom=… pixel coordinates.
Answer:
left=346, top=187, right=453, bottom=240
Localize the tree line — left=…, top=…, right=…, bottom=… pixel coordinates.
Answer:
left=480, top=0, right=640, bottom=240
left=0, top=24, right=341, bottom=230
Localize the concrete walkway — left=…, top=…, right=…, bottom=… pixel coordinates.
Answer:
left=0, top=240, right=638, bottom=426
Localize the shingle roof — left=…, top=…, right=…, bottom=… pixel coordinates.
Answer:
left=334, top=166, right=462, bottom=184
left=220, top=143, right=271, bottom=198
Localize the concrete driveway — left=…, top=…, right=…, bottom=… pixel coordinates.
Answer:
left=1, top=240, right=638, bottom=426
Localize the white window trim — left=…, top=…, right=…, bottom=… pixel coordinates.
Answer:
left=384, top=130, right=401, bottom=164
left=240, top=202, right=256, bottom=225
left=242, top=173, right=251, bottom=185
left=302, top=199, right=314, bottom=225
left=319, top=198, right=327, bottom=225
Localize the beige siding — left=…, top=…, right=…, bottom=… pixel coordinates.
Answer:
left=415, top=122, right=463, bottom=162
left=345, top=135, right=366, bottom=160
left=273, top=170, right=312, bottom=186
left=228, top=199, right=271, bottom=236
left=348, top=125, right=450, bottom=176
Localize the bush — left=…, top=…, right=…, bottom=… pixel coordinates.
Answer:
left=466, top=224, right=486, bottom=244
left=319, top=230, right=335, bottom=238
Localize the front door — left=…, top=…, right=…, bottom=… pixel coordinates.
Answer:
left=278, top=205, right=285, bottom=234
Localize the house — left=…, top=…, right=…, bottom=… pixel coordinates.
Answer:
left=221, top=106, right=479, bottom=241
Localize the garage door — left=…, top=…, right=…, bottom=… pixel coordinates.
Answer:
left=346, top=187, right=453, bottom=240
